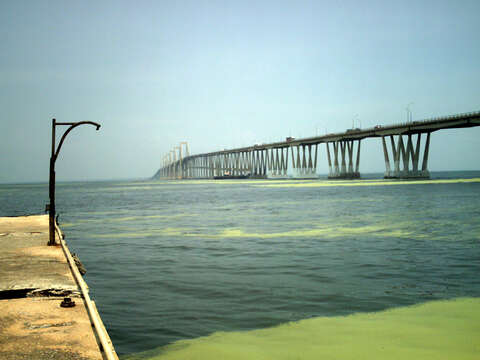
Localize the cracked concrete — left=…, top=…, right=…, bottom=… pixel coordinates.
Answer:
left=0, top=216, right=78, bottom=294
left=0, top=215, right=107, bottom=359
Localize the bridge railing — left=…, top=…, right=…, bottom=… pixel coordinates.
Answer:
left=362, top=110, right=480, bottom=133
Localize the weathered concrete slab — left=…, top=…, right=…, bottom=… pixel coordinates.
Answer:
left=0, top=215, right=78, bottom=295
left=0, top=215, right=116, bottom=359
left=0, top=297, right=103, bottom=360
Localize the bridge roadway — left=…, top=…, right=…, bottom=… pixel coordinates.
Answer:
left=156, top=110, right=480, bottom=180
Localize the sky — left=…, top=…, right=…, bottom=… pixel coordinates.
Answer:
left=1, top=0, right=479, bottom=183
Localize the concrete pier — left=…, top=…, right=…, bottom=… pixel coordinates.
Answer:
left=326, top=140, right=361, bottom=179
left=0, top=215, right=118, bottom=360
left=382, top=133, right=430, bottom=179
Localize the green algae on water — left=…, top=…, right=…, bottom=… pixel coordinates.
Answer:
left=257, top=178, right=480, bottom=188
left=123, top=297, right=480, bottom=360
left=88, top=220, right=436, bottom=240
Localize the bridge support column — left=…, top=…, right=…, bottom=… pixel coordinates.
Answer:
left=326, top=140, right=361, bottom=179
left=282, top=147, right=289, bottom=177
left=267, top=147, right=289, bottom=178
left=263, top=149, right=268, bottom=177
left=267, top=148, right=277, bottom=178
left=208, top=156, right=213, bottom=178
left=214, top=155, right=220, bottom=177
left=203, top=156, right=207, bottom=178
left=251, top=150, right=257, bottom=177
left=382, top=133, right=430, bottom=179
left=189, top=158, right=194, bottom=179
left=242, top=151, right=251, bottom=176
left=291, top=144, right=317, bottom=178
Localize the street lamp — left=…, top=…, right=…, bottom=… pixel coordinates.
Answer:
left=352, top=114, right=359, bottom=129
left=406, top=102, right=414, bottom=123
left=48, top=118, right=101, bottom=246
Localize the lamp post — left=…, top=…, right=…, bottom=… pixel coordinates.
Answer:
left=48, top=118, right=101, bottom=246
left=406, top=102, right=414, bottom=123
left=352, top=114, right=359, bottom=129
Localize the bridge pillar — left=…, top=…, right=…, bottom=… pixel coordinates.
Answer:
left=263, top=149, right=267, bottom=177
left=326, top=140, right=361, bottom=179
left=218, top=154, right=222, bottom=177
left=238, top=152, right=242, bottom=176
left=209, top=155, right=214, bottom=178
left=250, top=151, right=254, bottom=175
left=214, top=155, right=220, bottom=177
left=234, top=152, right=241, bottom=176
left=291, top=144, right=317, bottom=178
left=245, top=151, right=252, bottom=176
left=239, top=151, right=247, bottom=176
left=268, top=148, right=278, bottom=178
left=222, top=154, right=226, bottom=176
left=188, top=158, right=193, bottom=178
left=251, top=150, right=257, bottom=177
left=251, top=149, right=267, bottom=178
left=230, top=153, right=235, bottom=175
left=282, top=147, right=289, bottom=177
left=267, top=147, right=289, bottom=178
left=382, top=133, right=430, bottom=179
left=242, top=151, right=250, bottom=176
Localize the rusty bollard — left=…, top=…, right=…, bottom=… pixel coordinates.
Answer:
left=60, top=297, right=76, bottom=308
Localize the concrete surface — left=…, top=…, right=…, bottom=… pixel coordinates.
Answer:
left=0, top=215, right=111, bottom=359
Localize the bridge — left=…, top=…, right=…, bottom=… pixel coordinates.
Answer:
left=154, top=110, right=480, bottom=180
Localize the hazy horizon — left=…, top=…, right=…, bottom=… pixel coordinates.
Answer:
left=1, top=0, right=479, bottom=183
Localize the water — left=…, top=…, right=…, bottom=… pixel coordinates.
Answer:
left=1, top=171, right=480, bottom=359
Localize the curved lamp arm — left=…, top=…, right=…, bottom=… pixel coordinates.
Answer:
left=54, top=121, right=101, bottom=161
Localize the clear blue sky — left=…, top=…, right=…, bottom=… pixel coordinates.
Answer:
left=1, top=0, right=479, bottom=182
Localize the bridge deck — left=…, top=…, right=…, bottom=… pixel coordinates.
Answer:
left=188, top=110, right=480, bottom=158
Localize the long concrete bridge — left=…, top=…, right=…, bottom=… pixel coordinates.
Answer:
left=154, top=110, right=480, bottom=180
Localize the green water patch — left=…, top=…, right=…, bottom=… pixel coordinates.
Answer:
left=91, top=227, right=197, bottom=239
left=88, top=221, right=423, bottom=240
left=81, top=203, right=475, bottom=241
left=105, top=214, right=198, bottom=223
left=258, top=178, right=480, bottom=188
left=216, top=224, right=419, bottom=240
left=58, top=222, right=75, bottom=228
left=213, top=218, right=428, bottom=240
left=123, top=297, right=480, bottom=360
left=74, top=210, right=131, bottom=216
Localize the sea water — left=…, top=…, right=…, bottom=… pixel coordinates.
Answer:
left=1, top=171, right=479, bottom=359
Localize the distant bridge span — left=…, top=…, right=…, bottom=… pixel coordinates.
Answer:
left=155, top=111, right=480, bottom=180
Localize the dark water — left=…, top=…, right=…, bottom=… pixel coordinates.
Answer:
left=1, top=171, right=480, bottom=357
